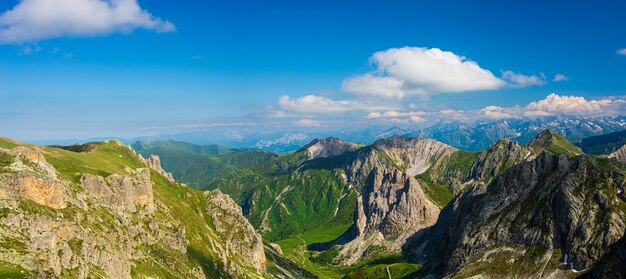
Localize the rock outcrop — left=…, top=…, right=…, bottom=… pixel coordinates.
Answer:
left=415, top=151, right=626, bottom=278
left=144, top=154, right=175, bottom=181
left=609, top=144, right=626, bottom=163
left=334, top=168, right=439, bottom=265
left=466, top=138, right=534, bottom=183
left=0, top=140, right=275, bottom=278
left=299, top=137, right=360, bottom=160
left=344, top=136, right=457, bottom=189
left=0, top=147, right=67, bottom=209
left=205, top=190, right=266, bottom=272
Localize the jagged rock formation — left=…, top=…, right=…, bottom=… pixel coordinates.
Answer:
left=205, top=190, right=266, bottom=271
left=414, top=151, right=626, bottom=278
left=0, top=146, right=68, bottom=209
left=299, top=137, right=359, bottom=160
left=144, top=153, right=175, bottom=181
left=333, top=168, right=439, bottom=265
left=345, top=136, right=457, bottom=189
left=466, top=138, right=535, bottom=183
left=0, top=139, right=278, bottom=278
left=609, top=144, right=626, bottom=163
left=582, top=235, right=626, bottom=278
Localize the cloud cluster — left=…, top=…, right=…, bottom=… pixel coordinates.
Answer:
left=617, top=48, right=626, bottom=56
left=523, top=93, right=624, bottom=117
left=0, top=0, right=175, bottom=44
left=269, top=94, right=397, bottom=116
left=343, top=47, right=505, bottom=98
left=342, top=47, right=547, bottom=99
left=363, top=93, right=626, bottom=124
left=366, top=110, right=427, bottom=124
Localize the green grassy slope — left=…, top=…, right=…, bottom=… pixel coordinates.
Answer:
left=0, top=137, right=313, bottom=278
left=529, top=129, right=583, bottom=155
left=416, top=151, right=479, bottom=207
left=133, top=140, right=279, bottom=194
left=575, top=129, right=626, bottom=155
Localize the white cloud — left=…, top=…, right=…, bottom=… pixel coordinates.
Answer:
left=617, top=48, right=626, bottom=56
left=278, top=95, right=358, bottom=113
left=366, top=112, right=382, bottom=118
left=366, top=110, right=428, bottom=123
left=501, top=71, right=546, bottom=88
left=409, top=115, right=426, bottom=123
left=273, top=94, right=395, bottom=116
left=553, top=74, right=569, bottom=82
left=523, top=93, right=624, bottom=117
left=0, top=0, right=175, bottom=44
left=480, top=106, right=513, bottom=119
left=296, top=118, right=321, bottom=127
left=343, top=47, right=505, bottom=98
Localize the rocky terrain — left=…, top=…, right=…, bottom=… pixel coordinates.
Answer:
left=410, top=147, right=626, bottom=278
left=609, top=145, right=626, bottom=163
left=343, top=136, right=457, bottom=189
left=332, top=168, right=439, bottom=265
left=298, top=137, right=360, bottom=160
left=0, top=137, right=308, bottom=278
left=110, top=128, right=626, bottom=278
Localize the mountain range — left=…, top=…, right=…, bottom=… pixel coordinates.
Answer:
left=30, top=115, right=626, bottom=153
left=2, top=126, right=626, bottom=278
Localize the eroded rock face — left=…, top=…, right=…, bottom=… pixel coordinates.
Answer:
left=356, top=168, right=439, bottom=239
left=467, top=138, right=535, bottom=183
left=205, top=190, right=266, bottom=272
left=80, top=168, right=154, bottom=213
left=417, top=152, right=626, bottom=278
left=300, top=137, right=360, bottom=160
left=344, top=136, right=457, bottom=189
left=145, top=154, right=174, bottom=181
left=0, top=147, right=67, bottom=209
left=335, top=168, right=439, bottom=265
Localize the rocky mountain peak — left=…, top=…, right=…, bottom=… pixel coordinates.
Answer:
left=467, top=138, right=534, bottom=183
left=299, top=137, right=360, bottom=160
left=334, top=167, right=439, bottom=265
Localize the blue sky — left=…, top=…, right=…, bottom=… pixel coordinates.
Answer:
left=1, top=0, right=626, bottom=141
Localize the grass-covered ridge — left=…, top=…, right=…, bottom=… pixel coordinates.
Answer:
left=529, top=129, right=583, bottom=156
left=575, top=129, right=626, bottom=155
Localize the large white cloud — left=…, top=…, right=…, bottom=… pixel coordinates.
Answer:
left=617, top=48, right=626, bottom=56
left=343, top=47, right=549, bottom=98
left=0, top=0, right=175, bottom=44
left=343, top=47, right=505, bottom=98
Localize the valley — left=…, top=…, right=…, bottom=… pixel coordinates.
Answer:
left=126, top=127, right=626, bottom=278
